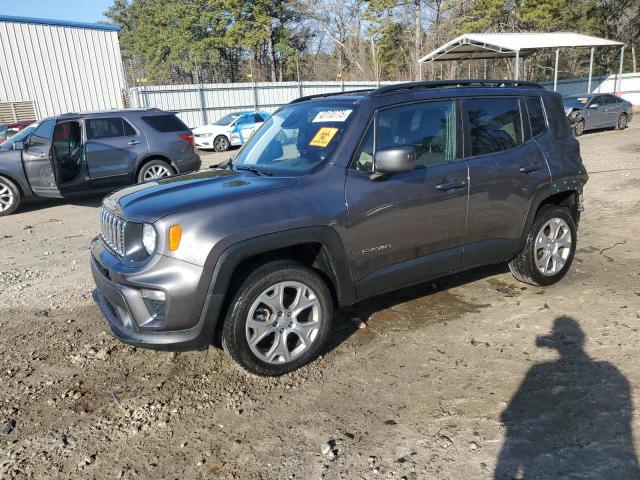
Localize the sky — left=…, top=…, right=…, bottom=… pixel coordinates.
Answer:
left=0, top=0, right=113, bottom=24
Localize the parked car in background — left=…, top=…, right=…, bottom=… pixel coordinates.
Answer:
left=91, top=80, right=587, bottom=376
left=192, top=111, right=269, bottom=151
left=0, top=120, right=35, bottom=144
left=563, top=93, right=633, bottom=136
left=0, top=108, right=200, bottom=216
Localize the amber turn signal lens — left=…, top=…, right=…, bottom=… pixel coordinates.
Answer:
left=168, top=225, right=182, bottom=251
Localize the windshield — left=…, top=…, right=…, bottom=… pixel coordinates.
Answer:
left=563, top=97, right=590, bottom=109
left=213, top=113, right=241, bottom=126
left=0, top=123, right=37, bottom=147
left=232, top=102, right=356, bottom=176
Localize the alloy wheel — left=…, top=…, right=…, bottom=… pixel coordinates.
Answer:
left=534, top=217, right=572, bottom=276
left=574, top=120, right=584, bottom=136
left=618, top=115, right=627, bottom=129
left=245, top=281, right=322, bottom=364
left=0, top=182, right=15, bottom=213
left=143, top=165, right=171, bottom=180
left=214, top=136, right=229, bottom=151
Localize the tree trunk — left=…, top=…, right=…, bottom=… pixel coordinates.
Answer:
left=267, top=34, right=277, bottom=82
left=415, top=0, right=421, bottom=80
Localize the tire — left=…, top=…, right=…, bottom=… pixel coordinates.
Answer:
left=137, top=159, right=174, bottom=183
left=221, top=260, right=333, bottom=376
left=509, top=205, right=577, bottom=286
left=616, top=113, right=628, bottom=130
left=573, top=119, right=585, bottom=136
left=213, top=135, right=230, bottom=152
left=0, top=176, right=21, bottom=217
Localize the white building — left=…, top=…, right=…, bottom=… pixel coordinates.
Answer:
left=0, top=15, right=126, bottom=122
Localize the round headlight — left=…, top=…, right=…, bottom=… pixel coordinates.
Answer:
left=142, top=224, right=157, bottom=255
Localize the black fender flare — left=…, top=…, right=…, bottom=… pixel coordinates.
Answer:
left=517, top=184, right=580, bottom=252
left=198, top=226, right=356, bottom=335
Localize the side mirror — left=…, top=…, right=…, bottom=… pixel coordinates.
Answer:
left=372, top=146, right=416, bottom=179
left=12, top=141, right=24, bottom=150
left=589, top=103, right=599, bottom=109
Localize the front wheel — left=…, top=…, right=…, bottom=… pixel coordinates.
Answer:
left=509, top=206, right=577, bottom=286
left=213, top=135, right=230, bottom=152
left=0, top=176, right=21, bottom=217
left=573, top=119, right=585, bottom=136
left=137, top=160, right=174, bottom=183
left=616, top=113, right=628, bottom=130
left=222, top=260, right=333, bottom=376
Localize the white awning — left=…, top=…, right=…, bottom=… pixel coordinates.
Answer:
left=419, top=32, right=625, bottom=63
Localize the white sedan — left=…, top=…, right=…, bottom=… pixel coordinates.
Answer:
left=192, top=111, right=269, bottom=151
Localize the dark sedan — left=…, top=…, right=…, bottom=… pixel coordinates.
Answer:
left=563, top=93, right=633, bottom=136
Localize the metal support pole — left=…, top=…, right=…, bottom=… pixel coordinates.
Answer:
left=198, top=84, right=207, bottom=126
left=616, top=45, right=625, bottom=94
left=632, top=44, right=637, bottom=73
left=514, top=50, right=520, bottom=80
left=252, top=81, right=258, bottom=110
left=553, top=48, right=560, bottom=92
left=483, top=59, right=487, bottom=79
left=588, top=47, right=594, bottom=93
left=455, top=61, right=461, bottom=79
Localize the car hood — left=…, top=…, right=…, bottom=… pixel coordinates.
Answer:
left=106, top=168, right=298, bottom=223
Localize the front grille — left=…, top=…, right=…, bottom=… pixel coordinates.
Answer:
left=100, top=208, right=126, bottom=257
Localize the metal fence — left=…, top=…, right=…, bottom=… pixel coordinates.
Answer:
left=128, top=73, right=640, bottom=129
left=128, top=81, right=397, bottom=128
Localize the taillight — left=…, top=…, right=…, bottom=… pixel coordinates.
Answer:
left=179, top=133, right=194, bottom=148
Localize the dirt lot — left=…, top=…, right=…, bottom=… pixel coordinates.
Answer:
left=1, top=125, right=639, bottom=480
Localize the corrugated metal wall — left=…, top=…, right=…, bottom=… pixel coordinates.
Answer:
left=128, top=81, right=399, bottom=128
left=540, top=72, right=640, bottom=106
left=0, top=19, right=126, bottom=119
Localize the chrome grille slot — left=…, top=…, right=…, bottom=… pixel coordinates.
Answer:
left=100, top=208, right=126, bottom=257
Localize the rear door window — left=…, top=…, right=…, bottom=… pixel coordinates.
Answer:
left=142, top=114, right=189, bottom=132
left=525, top=97, right=547, bottom=138
left=86, top=117, right=126, bottom=140
left=466, top=98, right=522, bottom=156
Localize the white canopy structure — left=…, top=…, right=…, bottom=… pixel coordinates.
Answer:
left=419, top=32, right=626, bottom=93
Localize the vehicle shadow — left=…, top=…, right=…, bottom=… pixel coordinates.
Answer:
left=494, top=316, right=639, bottom=479
left=16, top=194, right=104, bottom=214
left=324, top=263, right=509, bottom=354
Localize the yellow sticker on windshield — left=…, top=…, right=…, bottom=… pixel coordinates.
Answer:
left=309, top=127, right=339, bottom=148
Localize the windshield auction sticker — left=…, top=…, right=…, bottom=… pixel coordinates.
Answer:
left=309, top=127, right=339, bottom=147
left=312, top=110, right=352, bottom=123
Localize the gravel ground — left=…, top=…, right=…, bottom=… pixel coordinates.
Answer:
left=1, top=126, right=639, bottom=479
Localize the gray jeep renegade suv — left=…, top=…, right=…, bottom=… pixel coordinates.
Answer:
left=91, top=80, right=587, bottom=376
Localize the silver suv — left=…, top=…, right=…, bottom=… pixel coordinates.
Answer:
left=0, top=109, right=201, bottom=216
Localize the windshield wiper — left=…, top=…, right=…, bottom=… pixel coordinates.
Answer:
left=235, top=165, right=273, bottom=176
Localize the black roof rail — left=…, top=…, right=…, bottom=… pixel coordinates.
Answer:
left=289, top=89, right=375, bottom=104
left=372, top=79, right=544, bottom=96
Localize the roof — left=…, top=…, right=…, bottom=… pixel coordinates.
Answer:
left=290, top=80, right=544, bottom=104
left=0, top=15, right=120, bottom=32
left=419, top=32, right=624, bottom=63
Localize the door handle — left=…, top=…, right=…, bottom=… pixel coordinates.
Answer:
left=435, top=179, right=467, bottom=191
left=128, top=140, right=140, bottom=145
left=519, top=163, right=543, bottom=173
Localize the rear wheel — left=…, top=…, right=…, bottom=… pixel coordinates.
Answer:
left=137, top=159, right=174, bottom=183
left=509, top=205, right=577, bottom=286
left=0, top=176, right=20, bottom=217
left=573, top=119, right=585, bottom=136
left=616, top=113, right=628, bottom=130
left=213, top=135, right=230, bottom=152
left=222, top=260, right=333, bottom=376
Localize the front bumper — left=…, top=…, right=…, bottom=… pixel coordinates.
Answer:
left=90, top=237, right=222, bottom=351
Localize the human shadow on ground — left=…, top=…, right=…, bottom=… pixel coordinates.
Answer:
left=495, top=316, right=640, bottom=480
